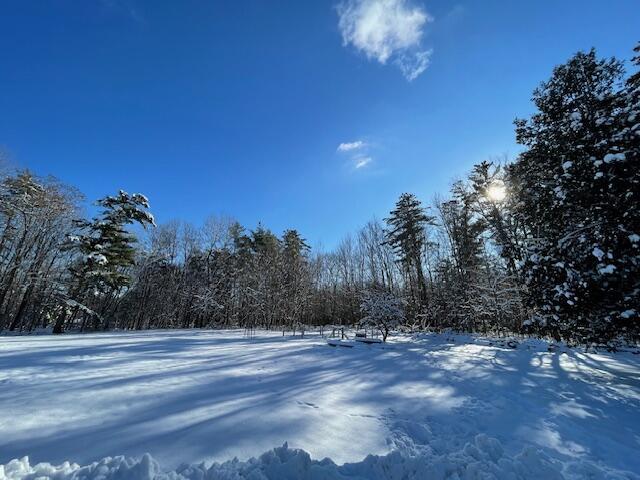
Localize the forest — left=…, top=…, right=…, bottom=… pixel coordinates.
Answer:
left=1, top=45, right=638, bottom=346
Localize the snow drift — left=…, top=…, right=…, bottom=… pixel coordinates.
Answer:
left=1, top=435, right=569, bottom=480
left=3, top=435, right=637, bottom=480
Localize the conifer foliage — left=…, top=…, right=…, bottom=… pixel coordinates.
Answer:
left=509, top=47, right=639, bottom=343
left=54, top=191, right=156, bottom=333
left=384, top=193, right=435, bottom=307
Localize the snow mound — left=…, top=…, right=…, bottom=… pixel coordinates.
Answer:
left=3, top=435, right=627, bottom=480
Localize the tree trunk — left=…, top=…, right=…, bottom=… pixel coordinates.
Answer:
left=52, top=309, right=67, bottom=334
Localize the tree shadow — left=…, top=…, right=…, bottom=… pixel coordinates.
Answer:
left=1, top=330, right=639, bottom=475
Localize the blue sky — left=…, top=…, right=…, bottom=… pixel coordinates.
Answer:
left=1, top=1, right=638, bottom=248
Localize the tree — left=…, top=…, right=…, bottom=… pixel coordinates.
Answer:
left=509, top=48, right=637, bottom=343
left=469, top=161, right=525, bottom=277
left=359, top=289, right=405, bottom=342
left=603, top=41, right=640, bottom=341
left=439, top=181, right=485, bottom=281
left=384, top=193, right=435, bottom=306
left=435, top=181, right=486, bottom=331
left=281, top=229, right=311, bottom=327
left=0, top=171, right=80, bottom=333
left=56, top=190, right=155, bottom=333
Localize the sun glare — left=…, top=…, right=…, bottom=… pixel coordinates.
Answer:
left=486, top=182, right=507, bottom=202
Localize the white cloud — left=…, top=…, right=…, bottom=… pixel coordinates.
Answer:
left=337, top=140, right=366, bottom=152
left=354, top=156, right=372, bottom=168
left=337, top=139, right=373, bottom=170
left=337, top=0, right=433, bottom=81
left=395, top=49, right=432, bottom=81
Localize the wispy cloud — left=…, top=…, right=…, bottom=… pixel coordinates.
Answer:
left=354, top=156, right=372, bottom=168
left=337, top=140, right=374, bottom=170
left=395, top=49, right=431, bottom=81
left=337, top=140, right=366, bottom=152
left=337, top=0, right=433, bottom=81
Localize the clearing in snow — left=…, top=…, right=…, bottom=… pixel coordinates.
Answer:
left=0, top=330, right=639, bottom=479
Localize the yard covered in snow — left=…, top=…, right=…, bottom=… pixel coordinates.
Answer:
left=0, top=329, right=639, bottom=479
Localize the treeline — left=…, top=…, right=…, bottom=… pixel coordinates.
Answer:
left=1, top=45, right=638, bottom=344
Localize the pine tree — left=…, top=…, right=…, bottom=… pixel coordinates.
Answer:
left=56, top=190, right=155, bottom=333
left=440, top=181, right=485, bottom=279
left=437, top=181, right=487, bottom=330
left=281, top=229, right=311, bottom=326
left=469, top=161, right=524, bottom=276
left=384, top=193, right=435, bottom=307
left=602, top=42, right=640, bottom=341
left=509, top=48, right=637, bottom=343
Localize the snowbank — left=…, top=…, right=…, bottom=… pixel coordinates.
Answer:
left=4, top=436, right=636, bottom=480
left=0, top=435, right=575, bottom=480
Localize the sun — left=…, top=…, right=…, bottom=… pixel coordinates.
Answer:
left=486, top=182, right=507, bottom=202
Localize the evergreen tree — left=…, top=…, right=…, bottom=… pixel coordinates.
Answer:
left=57, top=190, right=155, bottom=333
left=437, top=181, right=487, bottom=330
left=281, top=229, right=311, bottom=326
left=603, top=42, right=640, bottom=341
left=510, top=48, right=637, bottom=343
left=384, top=193, right=435, bottom=306
left=469, top=161, right=524, bottom=276
left=440, top=181, right=485, bottom=279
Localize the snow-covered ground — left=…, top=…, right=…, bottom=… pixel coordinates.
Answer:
left=0, top=330, right=639, bottom=479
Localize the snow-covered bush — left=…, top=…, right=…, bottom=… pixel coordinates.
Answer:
left=359, top=290, right=405, bottom=341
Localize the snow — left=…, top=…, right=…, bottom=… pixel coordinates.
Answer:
left=569, top=112, right=581, bottom=130
left=598, top=264, right=616, bottom=275
left=85, top=252, right=108, bottom=265
left=592, top=247, right=605, bottom=260
left=1, top=330, right=639, bottom=479
left=603, top=153, right=626, bottom=163
left=0, top=439, right=568, bottom=480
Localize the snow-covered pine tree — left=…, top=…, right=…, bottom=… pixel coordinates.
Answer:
left=243, top=225, right=281, bottom=329
left=281, top=229, right=311, bottom=328
left=602, top=42, right=640, bottom=341
left=510, top=47, right=638, bottom=343
left=57, top=190, right=155, bottom=333
left=384, top=193, right=435, bottom=309
left=437, top=181, right=486, bottom=330
left=440, top=181, right=485, bottom=279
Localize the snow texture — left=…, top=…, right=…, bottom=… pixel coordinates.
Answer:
left=603, top=153, right=626, bottom=163
left=592, top=247, right=605, bottom=260
left=1, top=330, right=639, bottom=479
